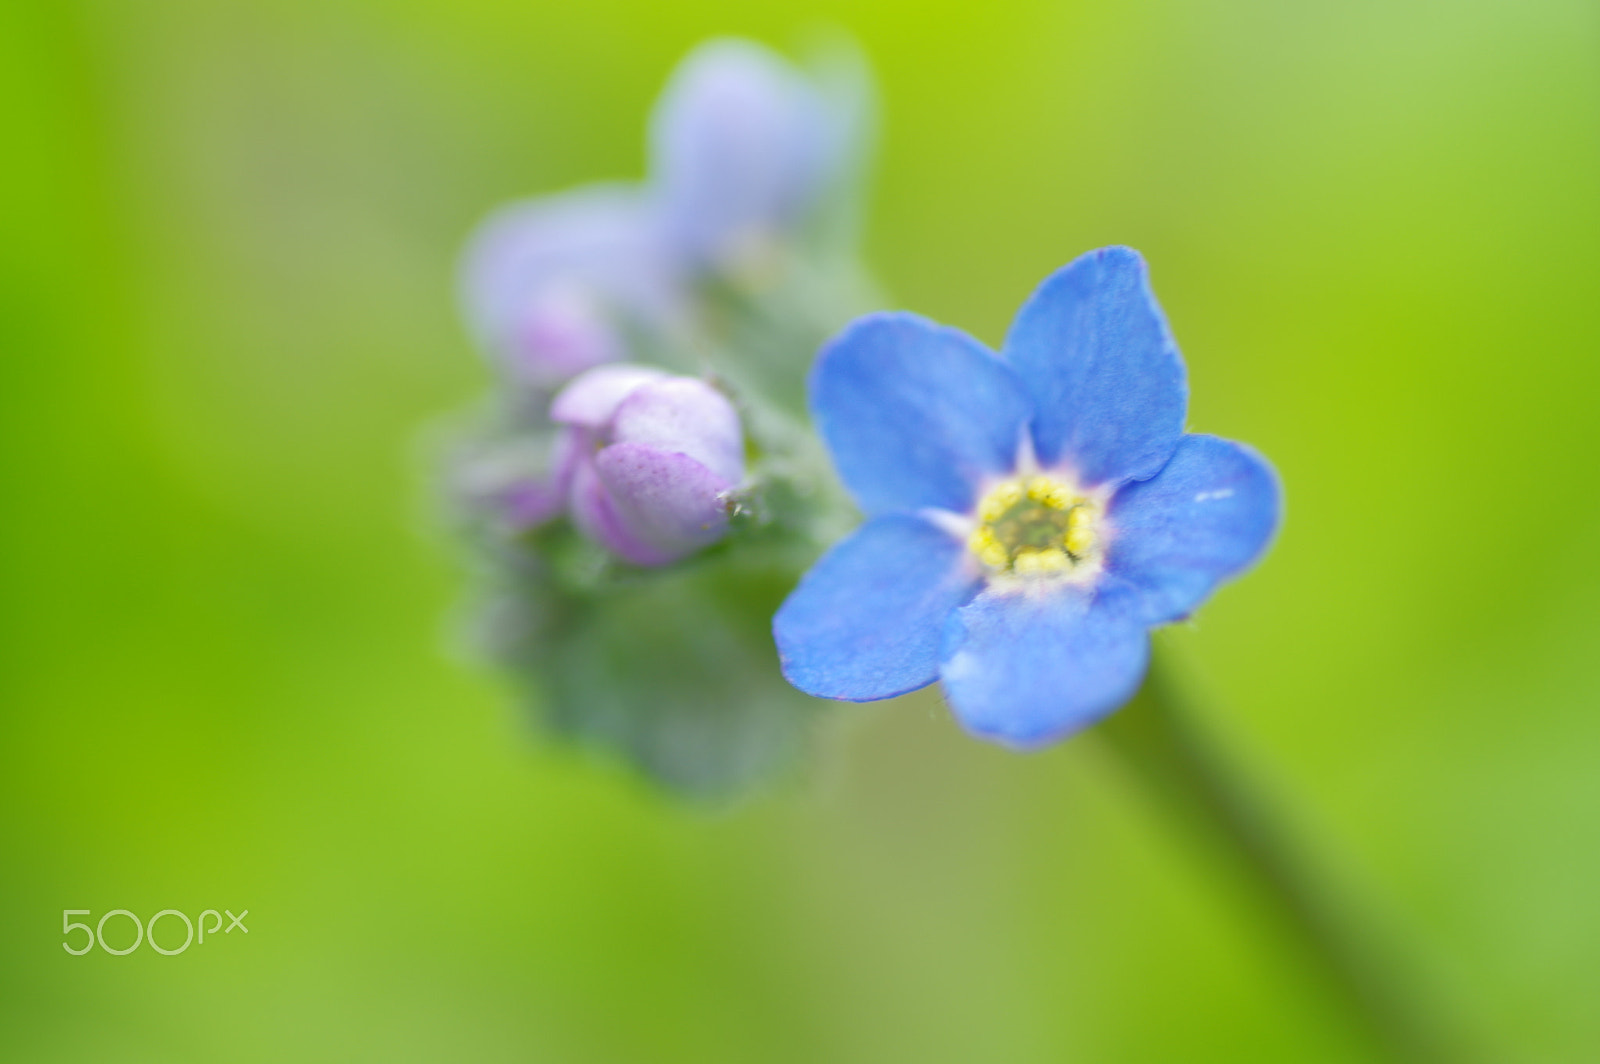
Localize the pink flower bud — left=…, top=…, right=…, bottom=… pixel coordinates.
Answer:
left=553, top=366, right=744, bottom=566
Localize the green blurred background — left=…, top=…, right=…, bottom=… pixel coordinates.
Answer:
left=4, top=0, right=1598, bottom=1060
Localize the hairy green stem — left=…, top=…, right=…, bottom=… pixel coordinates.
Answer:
left=1097, top=651, right=1468, bottom=1064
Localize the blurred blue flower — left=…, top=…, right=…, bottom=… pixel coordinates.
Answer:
left=551, top=365, right=745, bottom=566
left=650, top=38, right=855, bottom=278
left=773, top=247, right=1281, bottom=746
left=460, top=38, right=867, bottom=387
left=460, top=186, right=684, bottom=389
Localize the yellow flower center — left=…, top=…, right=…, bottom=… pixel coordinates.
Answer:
left=967, top=475, right=1102, bottom=577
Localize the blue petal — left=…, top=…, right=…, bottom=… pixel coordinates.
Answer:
left=775, top=515, right=982, bottom=701
left=809, top=313, right=1031, bottom=516
left=1104, top=433, right=1282, bottom=626
left=940, top=586, right=1149, bottom=747
left=649, top=38, right=832, bottom=270
left=1002, top=246, right=1187, bottom=487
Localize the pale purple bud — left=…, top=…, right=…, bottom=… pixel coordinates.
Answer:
left=460, top=186, right=684, bottom=387
left=649, top=39, right=838, bottom=275
left=552, top=368, right=745, bottom=566
left=549, top=363, right=671, bottom=430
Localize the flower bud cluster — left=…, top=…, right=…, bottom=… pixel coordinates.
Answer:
left=451, top=37, right=869, bottom=568
left=440, top=37, right=879, bottom=794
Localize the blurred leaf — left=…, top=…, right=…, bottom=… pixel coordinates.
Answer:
left=485, top=531, right=824, bottom=797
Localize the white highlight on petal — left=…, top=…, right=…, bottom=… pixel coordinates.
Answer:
left=918, top=507, right=975, bottom=540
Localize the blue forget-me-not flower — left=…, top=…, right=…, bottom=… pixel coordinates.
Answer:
left=773, top=246, right=1281, bottom=746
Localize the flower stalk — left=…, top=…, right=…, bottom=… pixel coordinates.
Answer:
left=1098, top=652, right=1469, bottom=1064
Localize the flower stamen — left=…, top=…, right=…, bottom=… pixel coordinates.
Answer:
left=967, top=475, right=1102, bottom=578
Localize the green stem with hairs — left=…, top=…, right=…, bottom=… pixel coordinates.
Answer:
left=1097, top=651, right=1469, bottom=1064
